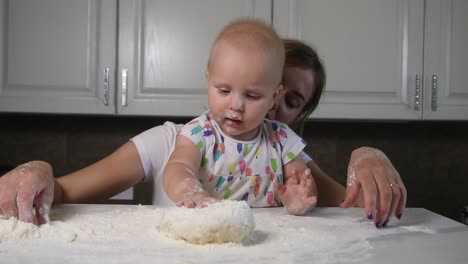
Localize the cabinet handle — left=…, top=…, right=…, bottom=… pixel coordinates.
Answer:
left=414, top=75, right=421, bottom=111
left=103, top=68, right=110, bottom=106
left=431, top=74, right=438, bottom=111
left=121, top=69, right=128, bottom=107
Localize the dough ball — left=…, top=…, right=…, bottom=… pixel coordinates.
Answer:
left=160, top=200, right=255, bottom=244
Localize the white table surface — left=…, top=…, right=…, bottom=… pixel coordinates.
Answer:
left=1, top=204, right=467, bottom=264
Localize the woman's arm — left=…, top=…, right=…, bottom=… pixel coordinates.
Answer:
left=307, top=159, right=364, bottom=207
left=307, top=147, right=406, bottom=228
left=341, top=147, right=406, bottom=227
left=0, top=142, right=145, bottom=224
left=0, top=161, right=54, bottom=224
left=56, top=141, right=145, bottom=203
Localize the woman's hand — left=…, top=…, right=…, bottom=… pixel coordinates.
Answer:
left=0, top=161, right=54, bottom=224
left=340, top=147, right=407, bottom=228
left=276, top=169, right=318, bottom=215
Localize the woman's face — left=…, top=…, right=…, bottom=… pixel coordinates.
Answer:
left=267, top=65, right=315, bottom=125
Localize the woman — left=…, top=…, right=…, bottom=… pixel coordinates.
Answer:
left=274, top=39, right=406, bottom=227
left=0, top=39, right=406, bottom=228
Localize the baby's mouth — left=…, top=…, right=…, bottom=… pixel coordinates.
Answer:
left=224, top=113, right=242, bottom=126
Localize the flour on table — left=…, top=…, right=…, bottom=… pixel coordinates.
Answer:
left=0, top=216, right=77, bottom=242
left=160, top=200, right=255, bottom=244
left=0, top=205, right=164, bottom=243
left=401, top=225, right=437, bottom=234
left=0, top=205, right=441, bottom=264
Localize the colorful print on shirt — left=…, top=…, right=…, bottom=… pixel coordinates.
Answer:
left=179, top=112, right=307, bottom=207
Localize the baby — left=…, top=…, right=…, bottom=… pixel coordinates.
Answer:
left=162, top=19, right=317, bottom=215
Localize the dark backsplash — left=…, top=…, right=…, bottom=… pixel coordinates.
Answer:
left=1, top=113, right=467, bottom=223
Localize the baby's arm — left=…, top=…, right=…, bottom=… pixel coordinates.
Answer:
left=162, top=135, right=218, bottom=208
left=276, top=156, right=318, bottom=215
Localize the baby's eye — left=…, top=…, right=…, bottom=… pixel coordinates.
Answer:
left=217, top=88, right=230, bottom=94
left=246, top=94, right=261, bottom=100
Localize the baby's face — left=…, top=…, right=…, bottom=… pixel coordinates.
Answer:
left=207, top=43, right=281, bottom=141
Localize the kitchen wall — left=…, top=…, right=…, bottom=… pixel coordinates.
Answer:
left=1, top=113, right=467, bottom=223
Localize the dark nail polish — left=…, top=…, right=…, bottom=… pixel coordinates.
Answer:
left=397, top=213, right=402, bottom=220
left=367, top=212, right=375, bottom=220
left=375, top=222, right=383, bottom=228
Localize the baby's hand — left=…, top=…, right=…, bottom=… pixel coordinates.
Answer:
left=275, top=169, right=317, bottom=215
left=176, top=194, right=220, bottom=208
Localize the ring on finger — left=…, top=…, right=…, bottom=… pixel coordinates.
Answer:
left=389, top=183, right=400, bottom=188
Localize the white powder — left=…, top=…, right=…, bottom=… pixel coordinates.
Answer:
left=0, top=217, right=77, bottom=242
left=401, top=225, right=437, bottom=234
left=0, top=205, right=438, bottom=264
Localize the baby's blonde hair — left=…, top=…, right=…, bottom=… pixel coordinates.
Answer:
left=207, top=18, right=285, bottom=87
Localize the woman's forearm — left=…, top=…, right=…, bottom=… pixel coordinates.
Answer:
left=56, top=141, right=145, bottom=203
left=307, top=160, right=364, bottom=207
left=307, top=160, right=346, bottom=207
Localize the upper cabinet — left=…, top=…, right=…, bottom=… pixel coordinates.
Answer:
left=0, top=0, right=271, bottom=116
left=1, top=0, right=467, bottom=120
left=273, top=0, right=468, bottom=120
left=274, top=0, right=424, bottom=120
left=0, top=0, right=117, bottom=114
left=423, top=0, right=468, bottom=120
left=117, top=0, right=271, bottom=116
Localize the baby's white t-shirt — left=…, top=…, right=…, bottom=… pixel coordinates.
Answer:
left=130, top=122, right=312, bottom=205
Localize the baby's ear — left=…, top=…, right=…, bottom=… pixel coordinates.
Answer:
left=270, top=84, right=283, bottom=110
left=273, top=84, right=284, bottom=101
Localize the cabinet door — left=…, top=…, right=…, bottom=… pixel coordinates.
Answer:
left=273, top=0, right=424, bottom=120
left=423, top=0, right=468, bottom=120
left=117, top=0, right=272, bottom=116
left=0, top=0, right=116, bottom=114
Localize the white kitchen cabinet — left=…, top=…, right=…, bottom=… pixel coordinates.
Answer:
left=423, top=0, right=468, bottom=120
left=0, top=0, right=271, bottom=116
left=274, top=0, right=468, bottom=120
left=116, top=0, right=271, bottom=116
left=273, top=0, right=425, bottom=120
left=2, top=0, right=466, bottom=120
left=0, top=0, right=117, bottom=114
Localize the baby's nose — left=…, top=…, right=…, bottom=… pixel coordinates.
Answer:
left=229, top=96, right=244, bottom=111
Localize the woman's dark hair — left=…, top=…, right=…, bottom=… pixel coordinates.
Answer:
left=283, top=39, right=326, bottom=135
